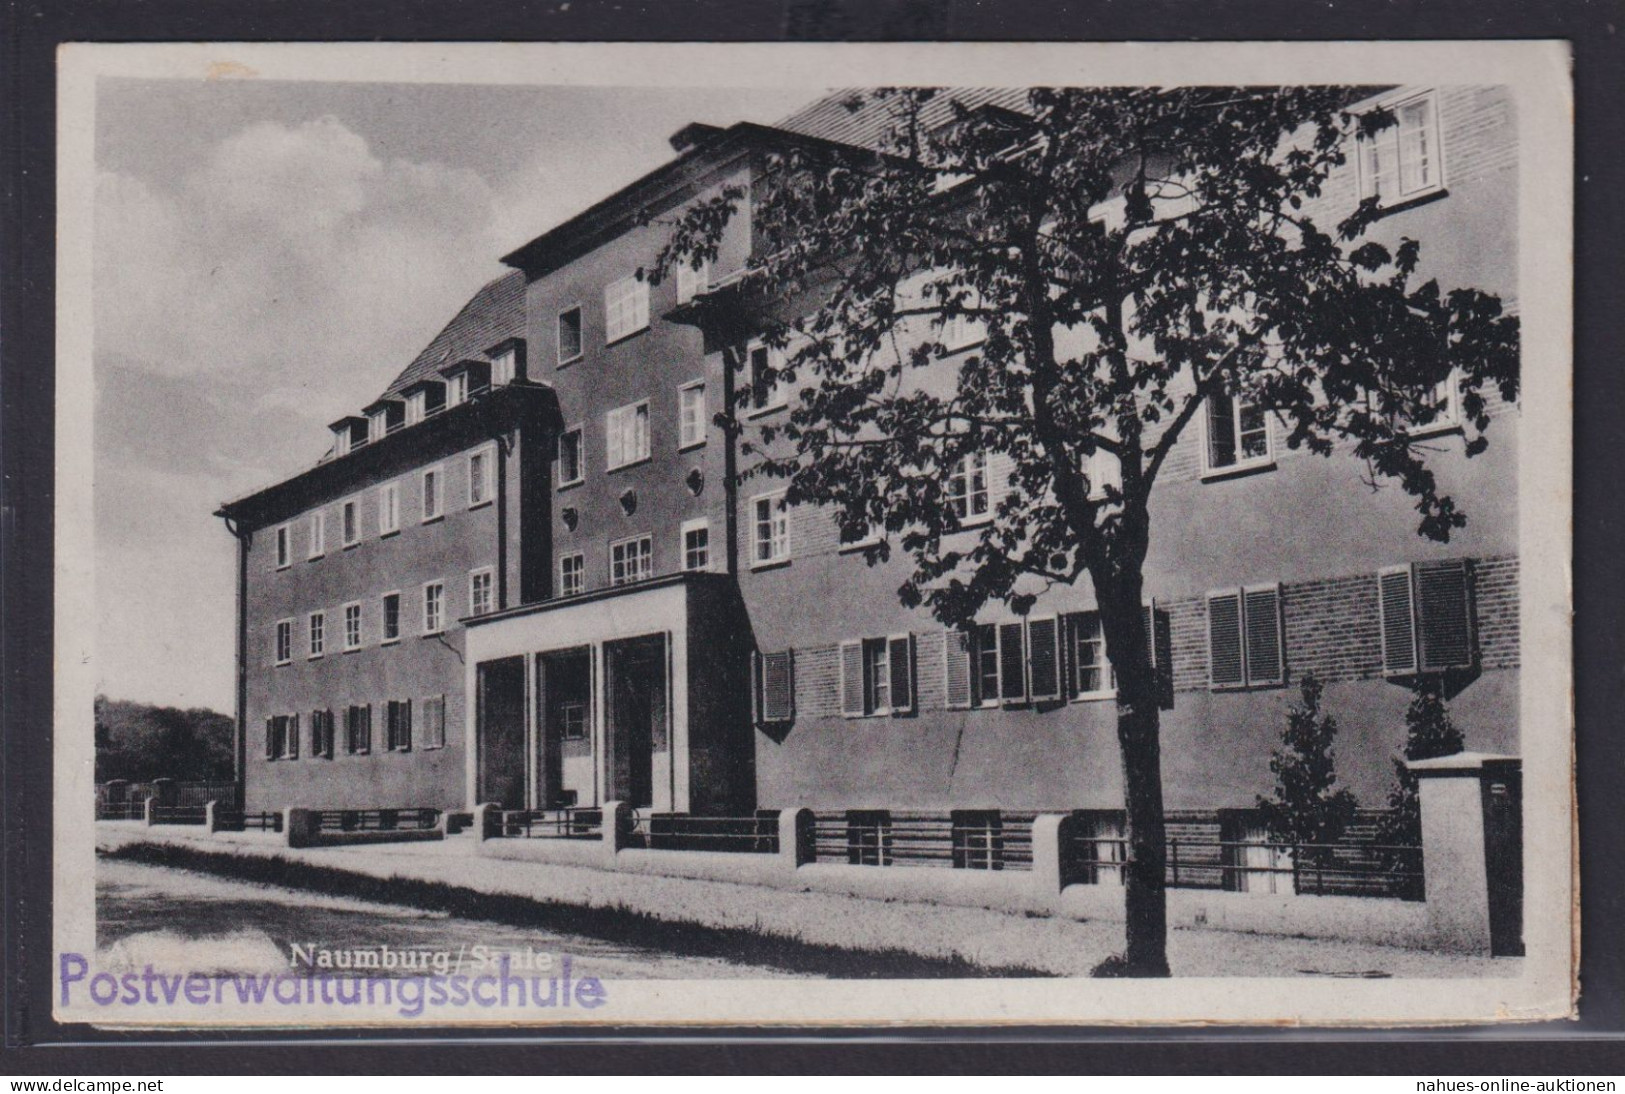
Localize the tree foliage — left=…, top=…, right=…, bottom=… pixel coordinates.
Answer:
left=1375, top=677, right=1467, bottom=899
left=94, top=695, right=235, bottom=783
left=1256, top=674, right=1360, bottom=854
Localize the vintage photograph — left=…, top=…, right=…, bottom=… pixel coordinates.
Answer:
left=54, top=41, right=1574, bottom=1027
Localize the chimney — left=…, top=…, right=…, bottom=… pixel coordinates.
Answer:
left=668, top=122, right=724, bottom=153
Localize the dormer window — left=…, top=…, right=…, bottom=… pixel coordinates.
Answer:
left=440, top=360, right=490, bottom=401
left=447, top=372, right=468, bottom=407
left=401, top=379, right=446, bottom=424
left=406, top=391, right=426, bottom=425
left=329, top=416, right=368, bottom=456
left=365, top=398, right=406, bottom=441
left=487, top=339, right=525, bottom=387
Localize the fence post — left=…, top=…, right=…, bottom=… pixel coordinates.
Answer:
left=205, top=801, right=220, bottom=834
left=1032, top=813, right=1081, bottom=899
left=285, top=808, right=316, bottom=849
left=1409, top=752, right=1522, bottom=955
left=472, top=803, right=501, bottom=842
left=602, top=801, right=631, bottom=863
left=777, top=808, right=814, bottom=870
left=143, top=797, right=157, bottom=827
left=151, top=778, right=176, bottom=807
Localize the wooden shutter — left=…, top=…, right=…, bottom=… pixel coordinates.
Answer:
left=361, top=704, right=372, bottom=753
left=839, top=641, right=866, bottom=717
left=1416, top=559, right=1474, bottom=671
left=287, top=714, right=299, bottom=759
left=1242, top=585, right=1284, bottom=686
left=998, top=621, right=1027, bottom=702
left=1142, top=603, right=1158, bottom=669
left=401, top=699, right=413, bottom=751
left=943, top=629, right=973, bottom=710
left=1207, top=591, right=1245, bottom=689
left=1378, top=565, right=1419, bottom=676
left=888, top=635, right=915, bottom=714
left=1027, top=617, right=1061, bottom=701
left=757, top=650, right=795, bottom=723
left=264, top=717, right=276, bottom=760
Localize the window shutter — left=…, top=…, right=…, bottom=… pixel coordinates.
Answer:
left=840, top=641, right=866, bottom=717
left=943, top=629, right=973, bottom=710
left=998, top=621, right=1027, bottom=702
left=1379, top=565, right=1419, bottom=676
left=402, top=699, right=413, bottom=751
left=1243, top=585, right=1284, bottom=686
left=758, top=650, right=795, bottom=723
left=888, top=635, right=915, bottom=714
left=1142, top=603, right=1158, bottom=669
left=1027, top=617, right=1061, bottom=701
left=1207, top=591, right=1245, bottom=689
left=1416, top=559, right=1474, bottom=671
left=264, top=717, right=276, bottom=760
left=287, top=713, right=299, bottom=760
left=362, top=704, right=372, bottom=752
left=1207, top=394, right=1236, bottom=468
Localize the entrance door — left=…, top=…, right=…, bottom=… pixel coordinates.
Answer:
left=476, top=656, right=527, bottom=808
left=537, top=647, right=593, bottom=808
left=604, top=634, right=667, bottom=809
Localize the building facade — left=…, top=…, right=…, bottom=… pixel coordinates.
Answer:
left=220, top=84, right=1519, bottom=821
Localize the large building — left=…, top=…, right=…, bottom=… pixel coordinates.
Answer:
left=218, top=85, right=1519, bottom=825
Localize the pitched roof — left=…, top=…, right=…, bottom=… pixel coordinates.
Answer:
left=774, top=88, right=1030, bottom=148
left=378, top=270, right=527, bottom=400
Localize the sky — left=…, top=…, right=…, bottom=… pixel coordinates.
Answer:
left=93, top=77, right=822, bottom=713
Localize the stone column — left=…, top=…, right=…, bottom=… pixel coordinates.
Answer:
left=1410, top=751, right=1519, bottom=955
left=284, top=807, right=317, bottom=849
left=777, top=808, right=814, bottom=870
left=601, top=801, right=632, bottom=864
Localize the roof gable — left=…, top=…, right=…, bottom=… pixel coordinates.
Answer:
left=380, top=270, right=526, bottom=400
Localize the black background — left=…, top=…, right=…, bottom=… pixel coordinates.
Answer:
left=3, top=0, right=1621, bottom=1074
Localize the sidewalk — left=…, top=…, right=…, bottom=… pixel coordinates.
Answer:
left=96, top=825, right=1517, bottom=979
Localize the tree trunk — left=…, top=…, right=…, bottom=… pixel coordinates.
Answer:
left=1097, top=576, right=1171, bottom=977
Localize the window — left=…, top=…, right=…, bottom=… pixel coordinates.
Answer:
left=604, top=274, right=650, bottom=343
left=559, top=553, right=585, bottom=597
left=406, top=391, right=426, bottom=425
left=676, top=258, right=711, bottom=305
left=308, top=612, right=326, bottom=659
left=274, top=620, right=293, bottom=666
left=606, top=402, right=650, bottom=469
left=421, top=466, right=443, bottom=522
left=423, top=581, right=445, bottom=635
left=1207, top=584, right=1284, bottom=690
left=310, top=709, right=335, bottom=760
left=753, top=649, right=795, bottom=724
left=490, top=346, right=517, bottom=387
left=378, top=482, right=400, bottom=536
left=681, top=519, right=710, bottom=572
left=946, top=616, right=1073, bottom=709
left=342, top=499, right=360, bottom=548
left=1379, top=559, right=1475, bottom=676
left=345, top=703, right=372, bottom=755
left=746, top=343, right=788, bottom=414
left=343, top=602, right=363, bottom=651
left=560, top=701, right=588, bottom=741
left=610, top=535, right=653, bottom=587
left=1086, top=448, right=1122, bottom=501
left=1069, top=613, right=1113, bottom=698
left=1402, top=368, right=1463, bottom=438
left=751, top=491, right=790, bottom=567
left=947, top=452, right=991, bottom=524
left=942, top=291, right=987, bottom=351
left=951, top=810, right=1004, bottom=870
left=845, top=810, right=893, bottom=865
left=678, top=381, right=706, bottom=449
left=1203, top=391, right=1273, bottom=476
left=1357, top=90, right=1443, bottom=206
left=421, top=695, right=446, bottom=749
left=275, top=525, right=291, bottom=569
left=308, top=512, right=325, bottom=559
left=381, top=592, right=401, bottom=644
left=386, top=699, right=413, bottom=752
left=468, top=446, right=496, bottom=507
left=470, top=567, right=495, bottom=616
left=557, top=427, right=584, bottom=487
left=840, top=635, right=915, bottom=717
left=839, top=520, right=882, bottom=552
left=264, top=714, right=298, bottom=761
left=368, top=409, right=389, bottom=443
left=447, top=371, right=468, bottom=407
left=557, top=306, right=584, bottom=364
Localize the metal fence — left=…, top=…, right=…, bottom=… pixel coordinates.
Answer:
left=810, top=811, right=1037, bottom=871
left=313, top=808, right=440, bottom=833
left=150, top=804, right=209, bottom=826
left=95, top=780, right=240, bottom=819
left=626, top=812, right=780, bottom=854
left=212, top=810, right=284, bottom=833
left=487, top=808, right=603, bottom=841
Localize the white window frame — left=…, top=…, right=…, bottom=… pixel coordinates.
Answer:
left=676, top=257, right=711, bottom=305
left=421, top=464, right=444, bottom=523
left=557, top=304, right=584, bottom=365
left=1405, top=367, right=1464, bottom=439
left=381, top=591, right=402, bottom=645
left=681, top=517, right=711, bottom=573
left=308, top=511, right=326, bottom=560
left=1068, top=612, right=1116, bottom=701
left=678, top=380, right=707, bottom=450
left=605, top=400, right=651, bottom=471
left=368, top=409, right=389, bottom=443
left=557, top=425, right=585, bottom=488
left=559, top=552, right=586, bottom=597
left=940, top=286, right=987, bottom=352
left=604, top=274, right=650, bottom=344
left=469, top=566, right=495, bottom=617
left=1355, top=88, right=1446, bottom=208
left=609, top=534, right=654, bottom=587
left=422, top=581, right=445, bottom=636
left=1086, top=448, right=1122, bottom=502
left=1200, top=392, right=1275, bottom=479
left=745, top=341, right=789, bottom=417
left=446, top=371, right=468, bottom=407
left=947, top=451, right=993, bottom=526
left=468, top=444, right=497, bottom=508
left=405, top=390, right=427, bottom=425
left=750, top=490, right=791, bottom=569
left=274, top=619, right=293, bottom=666
left=307, top=611, right=326, bottom=660
left=274, top=525, right=291, bottom=570
left=377, top=481, right=401, bottom=536
left=490, top=346, right=517, bottom=387
left=342, top=601, right=364, bottom=652
left=341, top=498, right=361, bottom=548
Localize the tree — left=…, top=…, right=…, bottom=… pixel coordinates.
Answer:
left=1256, top=674, right=1360, bottom=886
left=1376, top=677, right=1467, bottom=899
left=661, top=87, right=1519, bottom=975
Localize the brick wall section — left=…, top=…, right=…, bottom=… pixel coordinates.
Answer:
left=790, top=553, right=1518, bottom=714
